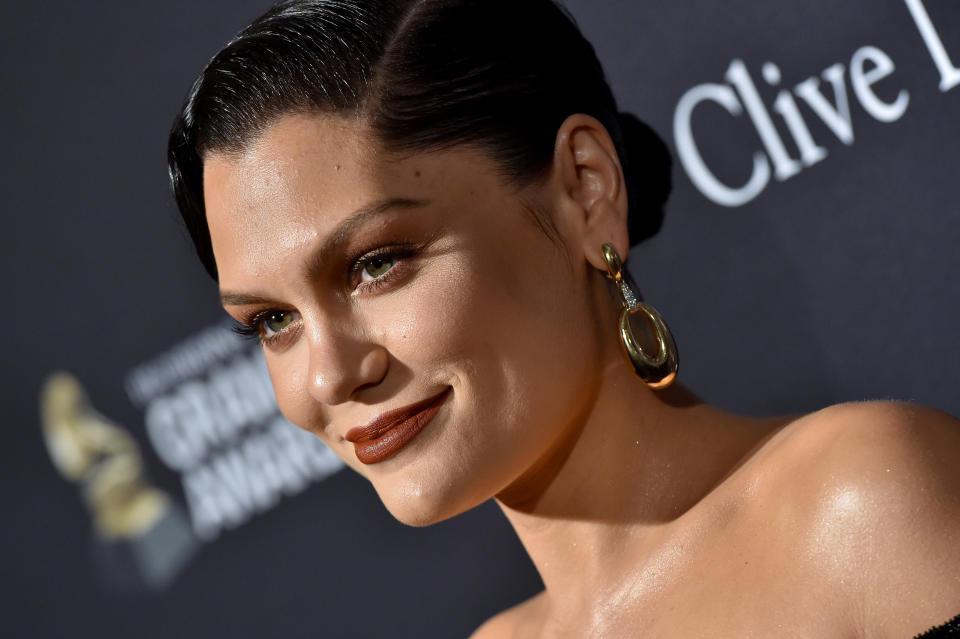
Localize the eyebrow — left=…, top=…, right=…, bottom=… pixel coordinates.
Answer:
left=219, top=197, right=430, bottom=307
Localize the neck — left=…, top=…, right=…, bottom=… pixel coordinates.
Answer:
left=494, top=360, right=785, bottom=613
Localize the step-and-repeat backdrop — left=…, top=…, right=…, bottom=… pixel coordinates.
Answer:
left=4, top=1, right=959, bottom=636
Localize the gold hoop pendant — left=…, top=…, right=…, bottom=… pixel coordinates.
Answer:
left=601, top=244, right=678, bottom=389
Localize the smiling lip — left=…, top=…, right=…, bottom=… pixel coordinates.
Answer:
left=345, top=387, right=452, bottom=465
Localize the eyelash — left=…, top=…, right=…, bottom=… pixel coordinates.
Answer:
left=232, top=244, right=416, bottom=347
left=349, top=244, right=416, bottom=292
left=232, top=313, right=282, bottom=343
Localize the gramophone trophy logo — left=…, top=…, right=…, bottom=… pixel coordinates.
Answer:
left=39, top=323, right=345, bottom=592
left=40, top=372, right=197, bottom=592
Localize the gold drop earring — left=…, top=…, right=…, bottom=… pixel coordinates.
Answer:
left=601, top=244, right=678, bottom=389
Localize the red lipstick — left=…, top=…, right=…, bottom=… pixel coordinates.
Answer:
left=345, top=387, right=452, bottom=465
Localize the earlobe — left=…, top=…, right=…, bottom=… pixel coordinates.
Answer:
left=552, top=114, right=631, bottom=272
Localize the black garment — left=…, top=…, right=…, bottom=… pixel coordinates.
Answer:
left=914, top=613, right=960, bottom=638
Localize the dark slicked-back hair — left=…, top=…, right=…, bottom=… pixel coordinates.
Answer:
left=168, top=0, right=671, bottom=280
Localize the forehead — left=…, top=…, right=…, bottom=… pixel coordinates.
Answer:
left=202, top=113, right=517, bottom=287
left=204, top=113, right=381, bottom=201
left=203, top=114, right=380, bottom=277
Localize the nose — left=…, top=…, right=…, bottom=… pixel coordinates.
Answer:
left=305, top=317, right=389, bottom=406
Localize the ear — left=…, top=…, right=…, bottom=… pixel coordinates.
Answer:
left=551, top=113, right=630, bottom=272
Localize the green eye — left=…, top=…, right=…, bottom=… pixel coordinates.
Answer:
left=262, top=311, right=295, bottom=336
left=362, top=257, right=394, bottom=281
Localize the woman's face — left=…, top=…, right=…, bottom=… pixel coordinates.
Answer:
left=204, top=113, right=609, bottom=525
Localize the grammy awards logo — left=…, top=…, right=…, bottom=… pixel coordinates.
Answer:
left=124, top=322, right=345, bottom=541
left=40, top=372, right=197, bottom=592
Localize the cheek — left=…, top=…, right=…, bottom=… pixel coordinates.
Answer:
left=266, top=344, right=317, bottom=432
left=375, top=254, right=480, bottom=370
left=390, top=240, right=601, bottom=468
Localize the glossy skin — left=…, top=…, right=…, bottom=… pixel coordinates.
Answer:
left=204, top=113, right=960, bottom=638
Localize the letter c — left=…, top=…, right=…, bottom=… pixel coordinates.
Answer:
left=674, top=83, right=770, bottom=208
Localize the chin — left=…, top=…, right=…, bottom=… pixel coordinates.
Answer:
left=387, top=505, right=448, bottom=528
left=381, top=495, right=461, bottom=528
left=375, top=474, right=488, bottom=528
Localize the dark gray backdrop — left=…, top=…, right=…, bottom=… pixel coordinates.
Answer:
left=3, top=1, right=958, bottom=637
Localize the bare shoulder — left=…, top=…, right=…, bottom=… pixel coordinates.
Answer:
left=761, top=400, right=960, bottom=637
left=784, top=400, right=960, bottom=494
left=759, top=400, right=960, bottom=491
left=469, top=591, right=545, bottom=639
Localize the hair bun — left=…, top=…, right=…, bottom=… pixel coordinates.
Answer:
left=617, top=112, right=671, bottom=245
